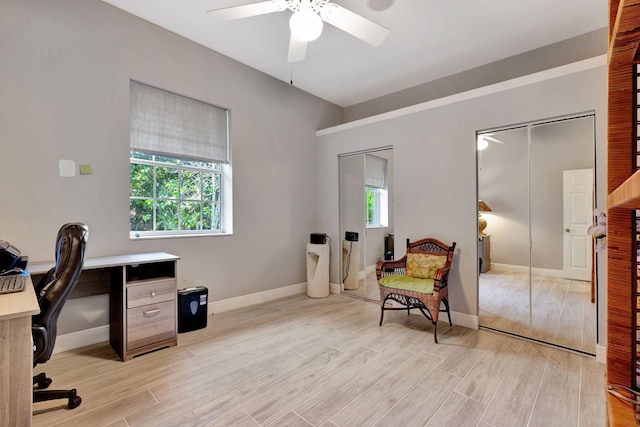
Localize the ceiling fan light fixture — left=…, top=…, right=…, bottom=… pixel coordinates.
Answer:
left=289, top=9, right=323, bottom=41
left=477, top=136, right=489, bottom=151
left=367, top=0, right=395, bottom=11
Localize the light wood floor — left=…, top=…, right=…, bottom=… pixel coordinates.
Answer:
left=479, top=268, right=596, bottom=355
left=33, top=293, right=604, bottom=427
left=343, top=270, right=380, bottom=301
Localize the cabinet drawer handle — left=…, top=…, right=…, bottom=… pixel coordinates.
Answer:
left=143, top=309, right=161, bottom=316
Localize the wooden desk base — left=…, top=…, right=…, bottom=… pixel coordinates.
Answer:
left=30, top=252, right=180, bottom=362
left=0, top=276, right=39, bottom=427
left=0, top=316, right=33, bottom=426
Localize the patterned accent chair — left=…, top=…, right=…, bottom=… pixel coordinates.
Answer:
left=376, top=237, right=456, bottom=343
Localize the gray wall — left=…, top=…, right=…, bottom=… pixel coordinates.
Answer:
left=316, top=65, right=606, bottom=340
left=344, top=28, right=607, bottom=122
left=0, top=0, right=343, bottom=334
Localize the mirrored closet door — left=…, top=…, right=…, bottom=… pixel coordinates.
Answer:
left=477, top=114, right=597, bottom=354
left=339, top=148, right=394, bottom=301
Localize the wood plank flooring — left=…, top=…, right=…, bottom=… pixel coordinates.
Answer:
left=343, top=270, right=380, bottom=301
left=479, top=268, right=596, bottom=354
left=33, top=293, right=604, bottom=426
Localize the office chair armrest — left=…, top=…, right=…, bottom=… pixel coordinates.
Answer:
left=32, top=325, right=49, bottom=362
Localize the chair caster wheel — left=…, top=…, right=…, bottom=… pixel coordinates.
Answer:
left=68, top=396, right=82, bottom=409
left=37, top=378, right=52, bottom=389
left=68, top=389, right=81, bottom=409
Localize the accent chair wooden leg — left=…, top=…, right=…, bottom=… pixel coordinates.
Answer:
left=443, top=298, right=452, bottom=326
left=433, top=322, right=438, bottom=344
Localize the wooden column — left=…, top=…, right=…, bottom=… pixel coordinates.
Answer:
left=606, top=57, right=635, bottom=390
left=606, top=1, right=640, bottom=424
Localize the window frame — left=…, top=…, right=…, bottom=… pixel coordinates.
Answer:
left=129, top=152, right=232, bottom=239
left=366, top=186, right=388, bottom=228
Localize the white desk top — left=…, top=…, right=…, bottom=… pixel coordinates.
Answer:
left=28, top=252, right=180, bottom=275
left=0, top=276, right=40, bottom=321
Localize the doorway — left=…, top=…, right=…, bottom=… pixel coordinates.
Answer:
left=562, top=168, right=594, bottom=281
left=477, top=113, right=597, bottom=354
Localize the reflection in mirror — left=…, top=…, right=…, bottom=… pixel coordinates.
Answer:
left=477, top=115, right=596, bottom=354
left=339, top=148, right=393, bottom=301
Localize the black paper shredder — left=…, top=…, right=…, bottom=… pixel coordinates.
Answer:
left=177, top=286, right=208, bottom=333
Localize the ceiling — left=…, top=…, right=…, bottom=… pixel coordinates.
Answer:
left=100, top=0, right=607, bottom=107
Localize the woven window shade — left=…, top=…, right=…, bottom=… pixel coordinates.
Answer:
left=130, top=80, right=229, bottom=163
left=365, top=154, right=387, bottom=189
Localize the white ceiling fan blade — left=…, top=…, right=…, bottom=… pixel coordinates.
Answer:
left=207, top=1, right=284, bottom=21
left=320, top=3, right=390, bottom=46
left=484, top=136, right=504, bottom=144
left=288, top=34, right=308, bottom=63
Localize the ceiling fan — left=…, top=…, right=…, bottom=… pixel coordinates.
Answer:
left=207, top=0, right=390, bottom=62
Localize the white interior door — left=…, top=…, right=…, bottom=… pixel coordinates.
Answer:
left=562, top=168, right=593, bottom=281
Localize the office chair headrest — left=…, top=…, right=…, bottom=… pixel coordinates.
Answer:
left=37, top=223, right=88, bottom=301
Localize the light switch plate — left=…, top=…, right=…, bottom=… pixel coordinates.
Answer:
left=59, top=159, right=76, bottom=177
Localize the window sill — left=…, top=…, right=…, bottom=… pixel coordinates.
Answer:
left=130, top=232, right=233, bottom=240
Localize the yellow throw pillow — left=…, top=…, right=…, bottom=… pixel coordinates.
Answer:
left=406, top=253, right=447, bottom=279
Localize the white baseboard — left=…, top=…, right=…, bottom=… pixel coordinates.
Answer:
left=210, top=282, right=307, bottom=314
left=596, top=344, right=606, bottom=364
left=491, top=263, right=564, bottom=278
left=54, top=325, right=110, bottom=355
left=330, top=282, right=341, bottom=294
left=358, top=264, right=378, bottom=280
left=451, top=311, right=479, bottom=329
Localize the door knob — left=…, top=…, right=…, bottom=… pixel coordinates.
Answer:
left=565, top=228, right=570, bottom=232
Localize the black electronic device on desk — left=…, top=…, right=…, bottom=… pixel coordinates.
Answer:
left=0, top=239, right=29, bottom=294
left=0, top=239, right=28, bottom=272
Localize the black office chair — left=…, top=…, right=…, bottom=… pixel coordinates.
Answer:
left=32, top=223, right=88, bottom=410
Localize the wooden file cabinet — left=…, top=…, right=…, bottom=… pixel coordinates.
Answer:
left=125, top=278, right=176, bottom=354
left=111, top=257, right=179, bottom=361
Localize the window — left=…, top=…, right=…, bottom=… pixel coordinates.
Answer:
left=129, top=81, right=232, bottom=238
left=366, top=187, right=384, bottom=226
left=365, top=154, right=388, bottom=228
left=130, top=152, right=224, bottom=234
